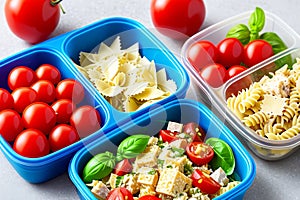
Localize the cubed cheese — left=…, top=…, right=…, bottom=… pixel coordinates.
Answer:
left=139, top=185, right=156, bottom=197
left=169, top=139, right=188, bottom=150
left=163, top=156, right=188, bottom=173
left=123, top=174, right=140, bottom=194
left=210, top=167, right=229, bottom=186
left=137, top=170, right=158, bottom=186
left=134, top=145, right=161, bottom=169
left=167, top=121, right=183, bottom=133
left=88, top=180, right=110, bottom=200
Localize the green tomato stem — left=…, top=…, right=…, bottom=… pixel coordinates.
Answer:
left=50, top=0, right=66, bottom=14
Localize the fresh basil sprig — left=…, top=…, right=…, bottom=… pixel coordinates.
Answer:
left=205, top=138, right=235, bottom=175
left=226, top=24, right=250, bottom=45
left=116, top=134, right=150, bottom=161
left=248, top=7, right=265, bottom=41
left=82, top=151, right=116, bottom=183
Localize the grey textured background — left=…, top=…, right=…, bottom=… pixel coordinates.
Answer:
left=1, top=1, right=300, bottom=199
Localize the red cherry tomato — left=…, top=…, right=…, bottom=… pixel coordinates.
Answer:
left=56, top=79, right=85, bottom=104
left=187, top=41, right=219, bottom=71
left=191, top=169, right=221, bottom=194
left=11, top=87, right=39, bottom=113
left=186, top=142, right=214, bottom=166
left=8, top=66, right=37, bottom=90
left=22, top=102, right=56, bottom=135
left=226, top=65, right=248, bottom=81
left=183, top=122, right=206, bottom=142
left=0, top=109, right=23, bottom=142
left=70, top=105, right=101, bottom=138
left=4, top=0, right=61, bottom=44
left=150, top=0, right=206, bottom=39
left=139, top=195, right=161, bottom=200
left=51, top=99, right=76, bottom=124
left=31, top=80, right=56, bottom=103
left=49, top=124, right=79, bottom=152
left=113, top=159, right=133, bottom=176
left=13, top=128, right=50, bottom=158
left=217, top=38, right=244, bottom=68
left=244, top=39, right=274, bottom=67
left=159, top=129, right=178, bottom=143
left=0, top=88, right=14, bottom=111
left=107, top=187, right=134, bottom=200
left=199, top=63, right=227, bottom=88
left=36, top=64, right=61, bottom=85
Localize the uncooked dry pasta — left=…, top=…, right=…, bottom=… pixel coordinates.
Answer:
left=227, top=58, right=300, bottom=140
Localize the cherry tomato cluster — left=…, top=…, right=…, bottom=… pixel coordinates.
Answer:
left=187, top=38, right=273, bottom=87
left=0, top=64, right=101, bottom=158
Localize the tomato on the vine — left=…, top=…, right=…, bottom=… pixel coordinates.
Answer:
left=150, top=0, right=206, bottom=39
left=191, top=169, right=221, bottom=194
left=4, top=0, right=61, bottom=44
left=0, top=109, right=23, bottom=142
left=199, top=63, right=227, bottom=88
left=113, top=159, right=133, bottom=176
left=13, top=128, right=50, bottom=158
left=244, top=39, right=273, bottom=67
left=187, top=41, right=219, bottom=71
left=217, top=38, right=244, bottom=68
left=0, top=88, right=14, bottom=111
left=186, top=142, right=214, bottom=166
left=107, top=187, right=134, bottom=200
left=8, top=66, right=37, bottom=90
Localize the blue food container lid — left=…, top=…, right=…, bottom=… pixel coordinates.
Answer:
left=68, top=99, right=256, bottom=200
left=0, top=17, right=190, bottom=183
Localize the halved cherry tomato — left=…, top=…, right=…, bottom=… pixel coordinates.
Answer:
left=139, top=195, right=161, bottom=200
left=199, top=63, right=227, bottom=88
left=51, top=99, right=76, bottom=124
left=36, top=64, right=61, bottom=85
left=191, top=169, right=221, bottom=194
left=31, top=80, right=56, bottom=103
left=159, top=129, right=178, bottom=143
left=56, top=79, right=85, bottom=104
left=0, top=88, right=14, bottom=111
left=49, top=124, right=79, bottom=152
left=217, top=38, right=244, bottom=68
left=113, top=159, right=133, bottom=176
left=107, top=187, right=134, bottom=200
left=0, top=109, right=23, bottom=142
left=244, top=39, right=273, bottom=67
left=11, top=87, right=39, bottom=113
left=187, top=41, right=219, bottom=71
left=186, top=142, right=214, bottom=165
left=226, top=65, right=248, bottom=80
left=22, top=102, right=56, bottom=135
left=8, top=66, right=37, bottom=90
left=13, top=128, right=50, bottom=158
left=183, top=122, right=206, bottom=142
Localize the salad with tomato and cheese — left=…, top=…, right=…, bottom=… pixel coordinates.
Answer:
left=82, top=121, right=240, bottom=200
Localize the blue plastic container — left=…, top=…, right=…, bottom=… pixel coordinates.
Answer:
left=0, top=17, right=190, bottom=183
left=68, top=99, right=256, bottom=200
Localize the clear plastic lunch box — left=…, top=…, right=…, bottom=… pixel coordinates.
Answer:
left=181, top=10, right=300, bottom=160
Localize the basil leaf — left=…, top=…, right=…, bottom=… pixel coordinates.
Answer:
left=82, top=151, right=116, bottom=183
left=226, top=24, right=250, bottom=45
left=205, top=138, right=235, bottom=175
left=249, top=7, right=265, bottom=35
left=260, top=32, right=293, bottom=68
left=116, top=134, right=150, bottom=161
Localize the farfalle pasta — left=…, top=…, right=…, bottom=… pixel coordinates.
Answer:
left=75, top=36, right=177, bottom=112
left=227, top=58, right=300, bottom=140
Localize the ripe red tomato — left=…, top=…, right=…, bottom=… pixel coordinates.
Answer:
left=49, top=124, right=79, bottom=152
left=183, top=122, right=206, bottom=142
left=187, top=41, right=219, bottom=71
left=0, top=88, right=14, bottom=111
left=36, top=64, right=61, bottom=85
left=186, top=142, right=214, bottom=165
left=56, top=79, right=85, bottom=104
left=191, top=169, right=221, bottom=194
left=51, top=99, right=76, bottom=124
left=31, top=80, right=56, bottom=103
left=11, top=87, right=39, bottom=113
left=217, top=38, right=244, bottom=68
left=226, top=65, right=248, bottom=80
left=139, top=195, right=161, bottom=200
left=0, top=109, right=23, bottom=142
left=199, top=63, right=227, bottom=88
left=70, top=105, right=101, bottom=138
left=8, top=66, right=37, bottom=90
left=107, top=187, right=134, bottom=200
left=22, top=102, right=56, bottom=135
left=13, top=128, right=50, bottom=158
left=244, top=39, right=273, bottom=67
left=4, top=0, right=61, bottom=44
left=113, top=159, right=133, bottom=176
left=159, top=129, right=178, bottom=143
left=150, top=0, right=206, bottom=39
